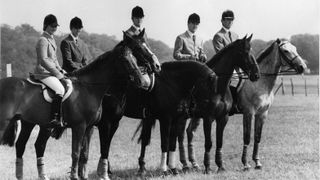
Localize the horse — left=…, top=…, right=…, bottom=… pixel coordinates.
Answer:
left=239, top=39, right=307, bottom=170
left=176, top=34, right=260, bottom=173
left=179, top=39, right=307, bottom=173
left=0, top=30, right=160, bottom=180
left=92, top=35, right=260, bottom=179
left=94, top=60, right=218, bottom=179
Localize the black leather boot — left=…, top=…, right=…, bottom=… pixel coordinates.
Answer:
left=50, top=95, right=64, bottom=127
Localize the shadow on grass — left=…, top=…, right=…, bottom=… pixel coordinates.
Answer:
left=88, top=168, right=185, bottom=180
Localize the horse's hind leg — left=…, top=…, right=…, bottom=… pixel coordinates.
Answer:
left=241, top=113, right=254, bottom=170
left=168, top=119, right=179, bottom=175
left=15, top=120, right=35, bottom=180
left=177, top=117, right=188, bottom=171
left=253, top=112, right=267, bottom=169
left=215, top=115, right=229, bottom=172
left=78, top=127, right=94, bottom=180
left=34, top=126, right=51, bottom=180
left=70, top=124, right=86, bottom=180
left=186, top=117, right=201, bottom=170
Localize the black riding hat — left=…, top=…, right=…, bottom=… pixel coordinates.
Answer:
left=70, top=17, right=83, bottom=29
left=222, top=10, right=234, bottom=20
left=188, top=13, right=200, bottom=24
left=43, top=14, right=59, bottom=31
left=132, top=6, right=144, bottom=18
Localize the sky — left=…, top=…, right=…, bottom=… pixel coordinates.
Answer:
left=0, top=0, right=319, bottom=48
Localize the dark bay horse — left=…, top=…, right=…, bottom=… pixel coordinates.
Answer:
left=239, top=39, right=307, bottom=170
left=180, top=39, right=307, bottom=172
left=177, top=35, right=260, bottom=173
left=94, top=35, right=260, bottom=178
left=0, top=31, right=159, bottom=180
left=95, top=60, right=218, bottom=179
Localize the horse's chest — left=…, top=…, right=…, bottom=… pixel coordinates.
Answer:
left=256, top=94, right=274, bottom=112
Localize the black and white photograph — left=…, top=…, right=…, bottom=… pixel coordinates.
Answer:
left=0, top=0, right=318, bottom=179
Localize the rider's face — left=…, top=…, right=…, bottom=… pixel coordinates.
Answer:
left=47, top=24, right=58, bottom=35
left=71, top=28, right=82, bottom=38
left=222, top=19, right=233, bottom=29
left=188, top=22, right=199, bottom=33
left=132, top=17, right=143, bottom=27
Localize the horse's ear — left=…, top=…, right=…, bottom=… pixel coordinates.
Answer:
left=123, top=31, right=134, bottom=42
left=242, top=34, right=247, bottom=40
left=138, top=28, right=145, bottom=39
left=247, top=34, right=253, bottom=42
left=276, top=38, right=281, bottom=44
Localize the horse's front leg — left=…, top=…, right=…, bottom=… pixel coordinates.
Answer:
left=34, top=126, right=51, bottom=180
left=253, top=112, right=267, bottom=169
left=70, top=124, right=86, bottom=180
left=241, top=113, right=254, bottom=171
left=186, top=117, right=201, bottom=170
left=203, top=117, right=213, bottom=174
left=78, top=127, right=94, bottom=180
left=167, top=119, right=179, bottom=175
left=159, top=117, right=171, bottom=174
left=215, top=115, right=229, bottom=172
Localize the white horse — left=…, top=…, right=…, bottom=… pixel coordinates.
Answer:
left=239, top=39, right=307, bottom=170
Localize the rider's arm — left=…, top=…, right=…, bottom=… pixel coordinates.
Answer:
left=212, top=34, right=224, bottom=53
left=37, top=37, right=64, bottom=79
left=173, top=36, right=192, bottom=60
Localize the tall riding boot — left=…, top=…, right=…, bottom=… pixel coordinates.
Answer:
left=50, top=95, right=64, bottom=127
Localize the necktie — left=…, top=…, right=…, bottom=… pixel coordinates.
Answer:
left=228, top=31, right=233, bottom=42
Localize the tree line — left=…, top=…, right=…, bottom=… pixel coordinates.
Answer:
left=1, top=24, right=318, bottom=78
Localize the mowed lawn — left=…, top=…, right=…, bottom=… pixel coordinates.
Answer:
left=0, top=95, right=318, bottom=180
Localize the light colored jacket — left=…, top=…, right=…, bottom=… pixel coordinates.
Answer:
left=212, top=28, right=238, bottom=53
left=34, top=32, right=64, bottom=80
left=173, top=31, right=207, bottom=61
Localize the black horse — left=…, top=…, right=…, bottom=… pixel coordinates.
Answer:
left=91, top=35, right=260, bottom=179
left=0, top=30, right=160, bottom=180
left=177, top=35, right=260, bottom=173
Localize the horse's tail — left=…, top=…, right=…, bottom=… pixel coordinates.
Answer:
left=0, top=115, right=20, bottom=147
left=131, top=117, right=157, bottom=145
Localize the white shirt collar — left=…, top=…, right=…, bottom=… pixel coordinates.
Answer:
left=70, top=33, right=78, bottom=42
left=133, top=24, right=142, bottom=32
left=222, top=26, right=230, bottom=33
left=43, top=31, right=53, bottom=39
left=187, top=30, right=196, bottom=38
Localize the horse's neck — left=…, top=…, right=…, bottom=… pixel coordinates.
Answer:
left=211, top=56, right=234, bottom=94
left=257, top=45, right=282, bottom=92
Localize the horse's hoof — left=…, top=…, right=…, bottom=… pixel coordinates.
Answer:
left=161, top=170, right=170, bottom=177
left=191, top=163, right=201, bottom=172
left=137, top=168, right=147, bottom=176
left=217, top=167, right=226, bottom=173
left=169, top=168, right=179, bottom=175
left=255, top=165, right=262, bottom=170
left=243, top=164, right=251, bottom=171
left=182, top=166, right=191, bottom=173
left=204, top=168, right=212, bottom=174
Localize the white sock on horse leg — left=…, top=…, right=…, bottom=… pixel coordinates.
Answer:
left=159, top=152, right=167, bottom=171
left=168, top=151, right=176, bottom=169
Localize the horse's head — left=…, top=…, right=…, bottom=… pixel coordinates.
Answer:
left=276, top=39, right=308, bottom=74
left=234, top=34, right=260, bottom=81
left=123, top=29, right=161, bottom=73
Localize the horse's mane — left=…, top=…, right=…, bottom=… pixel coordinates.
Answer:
left=206, top=39, right=241, bottom=68
left=69, top=41, right=125, bottom=77
left=256, top=41, right=276, bottom=63
left=161, top=61, right=213, bottom=79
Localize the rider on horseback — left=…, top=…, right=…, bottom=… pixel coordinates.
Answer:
left=34, top=14, right=71, bottom=128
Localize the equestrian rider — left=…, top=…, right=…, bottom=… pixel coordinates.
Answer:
left=34, top=14, right=71, bottom=127
left=61, top=16, right=89, bottom=73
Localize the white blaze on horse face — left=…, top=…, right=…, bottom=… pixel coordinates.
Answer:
left=160, top=152, right=168, bottom=171
left=280, top=41, right=307, bottom=69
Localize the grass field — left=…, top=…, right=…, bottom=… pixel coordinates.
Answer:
left=0, top=94, right=319, bottom=180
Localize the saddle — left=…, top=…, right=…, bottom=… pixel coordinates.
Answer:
left=27, top=73, right=73, bottom=103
